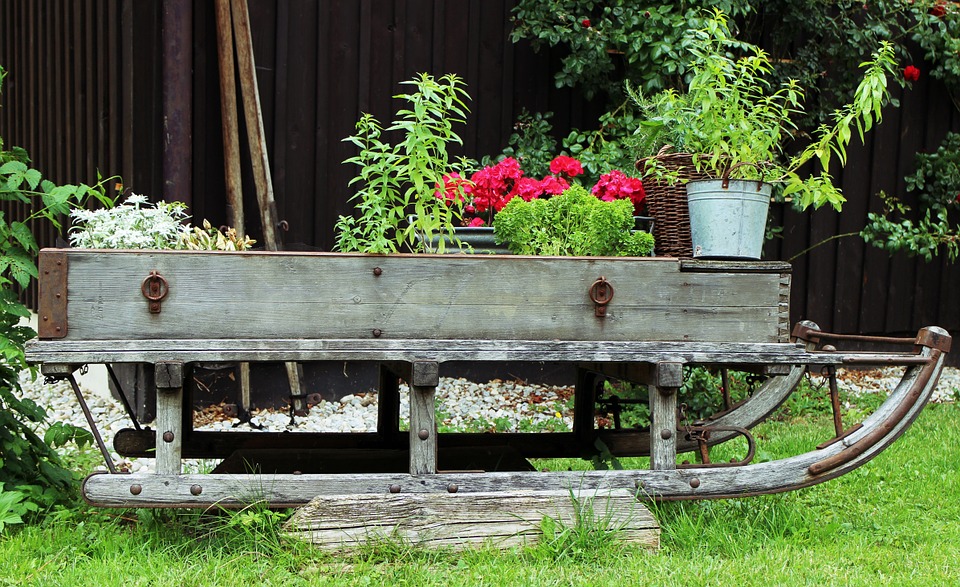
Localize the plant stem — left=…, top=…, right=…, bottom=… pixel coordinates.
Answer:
left=786, top=231, right=860, bottom=262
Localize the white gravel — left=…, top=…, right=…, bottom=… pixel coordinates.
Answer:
left=15, top=365, right=959, bottom=474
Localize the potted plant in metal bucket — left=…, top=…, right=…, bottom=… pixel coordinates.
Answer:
left=635, top=9, right=897, bottom=259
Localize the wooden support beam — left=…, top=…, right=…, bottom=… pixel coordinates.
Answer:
left=409, top=361, right=439, bottom=475
left=154, top=361, right=184, bottom=475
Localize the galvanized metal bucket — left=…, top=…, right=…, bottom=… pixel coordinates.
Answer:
left=686, top=178, right=772, bottom=260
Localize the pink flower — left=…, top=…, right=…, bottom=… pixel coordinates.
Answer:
left=549, top=155, right=584, bottom=178
left=903, top=65, right=921, bottom=82
left=581, top=18, right=591, bottom=28
left=469, top=157, right=523, bottom=213
left=467, top=217, right=486, bottom=227
left=516, top=176, right=570, bottom=201
left=591, top=170, right=646, bottom=213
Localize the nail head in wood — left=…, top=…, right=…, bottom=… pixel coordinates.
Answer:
left=389, top=484, right=401, bottom=494
left=129, top=484, right=142, bottom=495
left=162, top=431, right=175, bottom=443
left=660, top=429, right=672, bottom=440
left=690, top=478, right=701, bottom=489
left=190, top=485, right=203, bottom=496
left=418, top=429, right=430, bottom=441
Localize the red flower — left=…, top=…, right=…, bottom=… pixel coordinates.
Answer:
left=469, top=157, right=523, bottom=214
left=549, top=155, right=584, bottom=178
left=581, top=18, right=591, bottom=28
left=904, top=65, right=921, bottom=82
left=930, top=2, right=948, bottom=18
left=467, top=217, right=486, bottom=228
left=435, top=173, right=471, bottom=205
left=591, top=170, right=646, bottom=214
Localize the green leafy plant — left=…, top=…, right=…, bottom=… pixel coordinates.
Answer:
left=0, top=64, right=108, bottom=529
left=493, top=184, right=654, bottom=256
left=634, top=9, right=897, bottom=211
left=510, top=0, right=755, bottom=99
left=862, top=132, right=960, bottom=261
left=334, top=73, right=473, bottom=253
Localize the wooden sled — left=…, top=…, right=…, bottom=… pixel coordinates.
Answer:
left=26, top=249, right=950, bottom=508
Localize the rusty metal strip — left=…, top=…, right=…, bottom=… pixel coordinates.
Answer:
left=816, top=423, right=863, bottom=450
left=67, top=374, right=117, bottom=474
left=808, top=349, right=939, bottom=476
left=37, top=250, right=68, bottom=338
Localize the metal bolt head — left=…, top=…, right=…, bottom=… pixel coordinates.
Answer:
left=418, top=429, right=430, bottom=440
left=660, top=429, right=672, bottom=440
left=373, top=267, right=383, bottom=276
left=372, top=328, right=382, bottom=338
left=129, top=484, right=142, bottom=496
left=162, top=431, right=175, bottom=443
left=388, top=484, right=401, bottom=494
left=190, top=485, right=203, bottom=496
left=447, top=484, right=458, bottom=494
left=690, top=478, right=701, bottom=489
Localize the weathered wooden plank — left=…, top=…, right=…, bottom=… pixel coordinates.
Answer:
left=46, top=250, right=788, bottom=343
left=283, top=490, right=659, bottom=551
left=28, top=339, right=830, bottom=366
left=154, top=362, right=183, bottom=475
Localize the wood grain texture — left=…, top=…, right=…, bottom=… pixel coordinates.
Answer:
left=43, top=250, right=788, bottom=344
left=283, top=490, right=659, bottom=551
left=27, top=339, right=828, bottom=366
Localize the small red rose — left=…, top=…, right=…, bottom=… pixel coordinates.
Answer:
left=903, top=65, right=921, bottom=82
left=581, top=18, right=591, bottom=28
left=930, top=2, right=948, bottom=18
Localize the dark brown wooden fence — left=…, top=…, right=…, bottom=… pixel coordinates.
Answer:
left=2, top=0, right=959, bottom=345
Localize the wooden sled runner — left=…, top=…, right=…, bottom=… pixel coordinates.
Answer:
left=26, top=249, right=951, bottom=509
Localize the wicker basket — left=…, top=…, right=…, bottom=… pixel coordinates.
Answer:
left=636, top=149, right=712, bottom=258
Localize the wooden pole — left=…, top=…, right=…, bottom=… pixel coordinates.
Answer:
left=214, top=0, right=245, bottom=235
left=231, top=0, right=279, bottom=250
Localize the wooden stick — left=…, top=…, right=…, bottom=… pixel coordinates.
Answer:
left=214, top=0, right=244, bottom=236
left=231, top=0, right=279, bottom=250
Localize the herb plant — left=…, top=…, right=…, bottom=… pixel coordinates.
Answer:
left=335, top=73, right=473, bottom=254
left=634, top=9, right=897, bottom=212
left=493, top=185, right=654, bottom=256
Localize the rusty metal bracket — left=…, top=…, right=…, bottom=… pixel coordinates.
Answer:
left=38, top=250, right=68, bottom=338
left=680, top=425, right=757, bottom=468
left=589, top=277, right=614, bottom=317
left=141, top=270, right=169, bottom=313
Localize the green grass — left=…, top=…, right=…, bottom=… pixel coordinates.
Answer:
left=1, top=403, right=958, bottom=586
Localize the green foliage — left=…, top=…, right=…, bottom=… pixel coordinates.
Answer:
left=562, top=101, right=646, bottom=186
left=532, top=489, right=628, bottom=563
left=0, top=64, right=109, bottom=531
left=493, top=184, right=654, bottom=256
left=495, top=109, right=558, bottom=178
left=634, top=10, right=897, bottom=212
left=510, top=0, right=755, bottom=99
left=862, top=132, right=960, bottom=261
left=335, top=73, right=473, bottom=254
